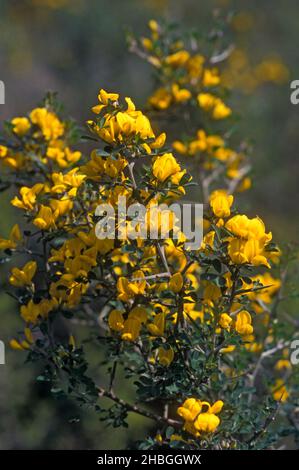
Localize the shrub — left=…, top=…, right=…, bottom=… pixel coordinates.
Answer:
left=0, top=18, right=298, bottom=450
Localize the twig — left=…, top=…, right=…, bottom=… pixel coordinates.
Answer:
left=210, top=44, right=235, bottom=64
left=98, top=387, right=180, bottom=426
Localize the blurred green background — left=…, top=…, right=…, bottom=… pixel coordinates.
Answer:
left=0, top=0, right=298, bottom=449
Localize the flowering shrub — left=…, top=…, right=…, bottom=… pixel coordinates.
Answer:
left=0, top=19, right=299, bottom=450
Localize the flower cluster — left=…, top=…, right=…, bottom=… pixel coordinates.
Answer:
left=129, top=20, right=251, bottom=200
left=0, top=98, right=81, bottom=178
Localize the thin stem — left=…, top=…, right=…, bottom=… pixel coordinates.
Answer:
left=98, top=387, right=180, bottom=426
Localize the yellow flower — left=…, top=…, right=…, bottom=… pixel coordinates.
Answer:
left=91, top=98, right=155, bottom=144
left=51, top=168, right=86, bottom=197
left=202, top=68, right=221, bottom=87
left=0, top=224, right=21, bottom=250
left=11, top=184, right=44, bottom=211
left=33, top=205, right=57, bottom=230
left=50, top=275, right=87, bottom=307
left=186, top=54, right=205, bottom=79
left=210, top=190, right=233, bottom=218
left=151, top=132, right=166, bottom=149
left=197, top=93, right=217, bottom=111
left=149, top=88, right=172, bottom=110
left=212, top=101, right=232, bottom=119
left=228, top=237, right=271, bottom=268
left=198, top=93, right=231, bottom=119
left=235, top=310, right=253, bottom=336
left=165, top=50, right=190, bottom=68
left=194, top=412, right=220, bottom=433
left=9, top=261, right=37, bottom=287
left=117, top=271, right=146, bottom=302
left=11, top=117, right=31, bottom=136
left=152, top=153, right=181, bottom=182
left=272, top=379, right=289, bottom=402
left=148, top=19, right=159, bottom=33
left=157, top=346, right=174, bottom=366
left=169, top=272, right=184, bottom=293
left=147, top=312, right=165, bottom=336
left=20, top=298, right=57, bottom=324
left=220, top=345, right=236, bottom=354
left=177, top=398, right=202, bottom=422
left=50, top=197, right=73, bottom=217
left=177, top=398, right=223, bottom=437
left=47, top=145, right=81, bottom=168
left=108, top=309, right=124, bottom=332
left=171, top=84, right=191, bottom=103
left=226, top=215, right=272, bottom=243
left=219, top=313, right=232, bottom=330
left=172, top=140, right=188, bottom=155
left=0, top=145, right=8, bottom=158
left=275, top=359, right=291, bottom=371
left=141, top=37, right=153, bottom=51
left=92, top=89, right=119, bottom=114
left=10, top=339, right=28, bottom=351
left=30, top=107, right=64, bottom=140
left=121, top=317, right=142, bottom=342
left=129, top=306, right=148, bottom=324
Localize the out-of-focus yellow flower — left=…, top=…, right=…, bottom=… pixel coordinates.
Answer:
left=9, top=261, right=37, bottom=287
left=148, top=19, right=159, bottom=33
left=11, top=117, right=31, bottom=136
left=210, top=190, right=233, bottom=218
left=275, top=359, right=291, bottom=371
left=0, top=145, right=8, bottom=158
left=169, top=272, right=184, bottom=293
left=172, top=140, right=188, bottom=155
left=165, top=50, right=190, bottom=68
left=171, top=84, right=191, bottom=103
left=198, top=93, right=232, bottom=119
left=158, top=346, right=174, bottom=366
left=272, top=379, right=289, bottom=402
left=149, top=88, right=172, bottom=110
left=202, top=68, right=221, bottom=87
left=0, top=224, right=22, bottom=250
left=30, top=107, right=64, bottom=140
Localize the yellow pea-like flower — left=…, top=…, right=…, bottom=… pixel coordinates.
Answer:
left=210, top=190, right=233, bottom=218
left=157, top=346, right=174, bottom=366
left=11, top=117, right=31, bottom=136
left=169, top=272, right=184, bottom=293
left=235, top=310, right=253, bottom=336
left=9, top=261, right=37, bottom=287
left=152, top=153, right=181, bottom=183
